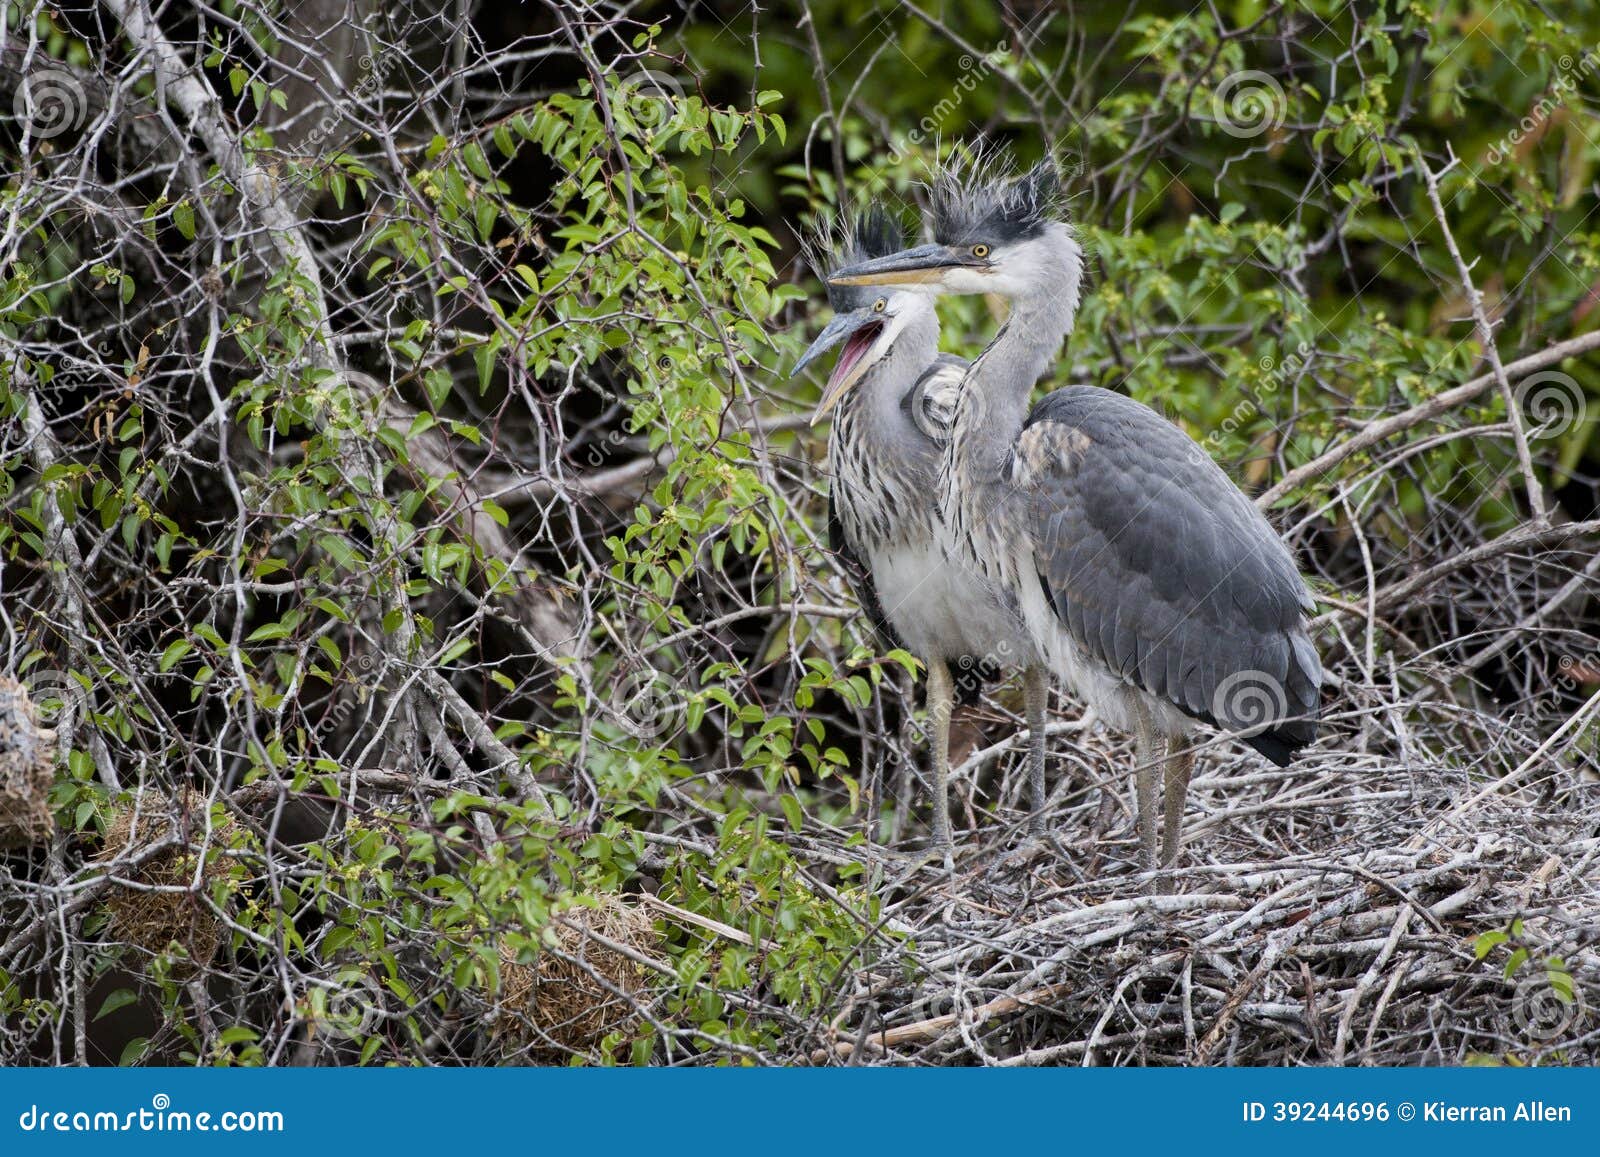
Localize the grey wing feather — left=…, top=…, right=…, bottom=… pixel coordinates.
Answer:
left=905, top=354, right=968, bottom=444
left=1021, top=386, right=1321, bottom=764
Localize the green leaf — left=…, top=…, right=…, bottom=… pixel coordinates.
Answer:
left=95, top=989, right=138, bottom=1022
left=159, top=639, right=191, bottom=673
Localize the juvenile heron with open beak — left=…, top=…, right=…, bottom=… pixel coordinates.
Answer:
left=828, top=155, right=1322, bottom=876
left=794, top=207, right=1037, bottom=866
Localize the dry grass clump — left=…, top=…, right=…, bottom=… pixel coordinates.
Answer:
left=97, top=790, right=237, bottom=969
left=493, top=895, right=660, bottom=1063
left=0, top=678, right=55, bottom=850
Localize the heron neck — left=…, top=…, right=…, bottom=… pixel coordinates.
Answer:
left=846, top=309, right=939, bottom=441
left=951, top=237, right=1082, bottom=483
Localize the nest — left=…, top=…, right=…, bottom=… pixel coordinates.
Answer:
left=97, top=790, right=236, bottom=970
left=493, top=895, right=659, bottom=1063
left=799, top=720, right=1600, bottom=1066
left=0, top=678, right=56, bottom=850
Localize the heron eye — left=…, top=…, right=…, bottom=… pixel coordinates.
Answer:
left=872, top=298, right=887, bottom=312
left=972, top=244, right=991, bottom=258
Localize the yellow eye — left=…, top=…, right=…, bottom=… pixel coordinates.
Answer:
left=872, top=298, right=887, bottom=312
left=972, top=244, right=991, bottom=258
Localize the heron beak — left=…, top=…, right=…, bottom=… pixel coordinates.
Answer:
left=826, top=244, right=974, bottom=287
left=790, top=309, right=884, bottom=426
left=790, top=310, right=871, bottom=380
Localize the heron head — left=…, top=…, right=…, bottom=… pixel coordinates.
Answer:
left=827, top=156, right=1074, bottom=299
left=791, top=205, right=935, bottom=423
left=792, top=290, right=932, bottom=424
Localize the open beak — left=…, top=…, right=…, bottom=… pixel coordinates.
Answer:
left=791, top=311, right=869, bottom=379
left=789, top=308, right=885, bottom=425
left=826, top=243, right=978, bottom=287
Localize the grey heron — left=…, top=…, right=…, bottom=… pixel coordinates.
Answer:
left=793, top=207, right=1043, bottom=863
left=829, top=155, right=1323, bottom=872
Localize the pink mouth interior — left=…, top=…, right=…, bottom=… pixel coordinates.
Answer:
left=828, top=322, right=882, bottom=390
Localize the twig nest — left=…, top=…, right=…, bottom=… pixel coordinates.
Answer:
left=0, top=678, right=56, bottom=850
left=493, top=895, right=659, bottom=1063
left=97, top=790, right=236, bottom=970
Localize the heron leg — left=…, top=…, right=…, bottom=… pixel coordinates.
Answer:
left=1023, top=664, right=1049, bottom=835
left=926, top=656, right=955, bottom=870
left=1131, top=701, right=1161, bottom=876
left=1161, top=739, right=1194, bottom=868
